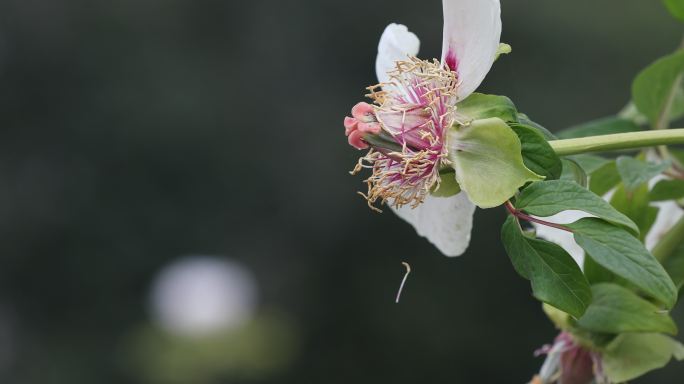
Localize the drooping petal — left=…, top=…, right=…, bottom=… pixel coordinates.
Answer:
left=392, top=192, right=476, bottom=257
left=375, top=23, right=420, bottom=84
left=441, top=0, right=501, bottom=100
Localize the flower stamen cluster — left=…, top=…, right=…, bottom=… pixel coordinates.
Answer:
left=346, top=57, right=459, bottom=210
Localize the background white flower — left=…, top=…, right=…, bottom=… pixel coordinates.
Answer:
left=149, top=256, right=258, bottom=337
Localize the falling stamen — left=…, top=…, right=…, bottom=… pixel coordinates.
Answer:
left=395, top=262, right=412, bottom=303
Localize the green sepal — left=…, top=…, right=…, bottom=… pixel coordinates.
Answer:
left=430, top=170, right=461, bottom=197
left=447, top=118, right=543, bottom=208
left=456, top=93, right=518, bottom=122
left=495, top=43, right=512, bottom=60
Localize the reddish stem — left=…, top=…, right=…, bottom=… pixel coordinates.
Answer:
left=505, top=201, right=574, bottom=233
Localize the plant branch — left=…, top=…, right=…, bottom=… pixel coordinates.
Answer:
left=549, top=129, right=684, bottom=156
left=504, top=201, right=573, bottom=232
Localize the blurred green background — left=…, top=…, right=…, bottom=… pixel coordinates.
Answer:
left=0, top=0, right=682, bottom=383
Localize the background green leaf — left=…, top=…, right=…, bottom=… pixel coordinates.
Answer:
left=569, top=218, right=678, bottom=308
left=557, top=117, right=641, bottom=139
left=589, top=161, right=621, bottom=196
left=610, top=183, right=659, bottom=240
left=664, top=0, right=684, bottom=21
left=576, top=283, right=677, bottom=335
left=616, top=156, right=669, bottom=192
left=501, top=217, right=591, bottom=318
left=650, top=179, right=684, bottom=201
left=632, top=50, right=684, bottom=125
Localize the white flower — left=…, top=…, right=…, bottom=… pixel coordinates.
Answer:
left=381, top=0, right=501, bottom=256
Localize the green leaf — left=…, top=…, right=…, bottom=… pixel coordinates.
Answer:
left=517, top=113, right=557, bottom=140
left=456, top=93, right=518, bottom=122
left=557, top=117, right=641, bottom=139
left=567, top=154, right=610, bottom=175
left=632, top=50, right=684, bottom=125
left=515, top=180, right=639, bottom=234
left=560, top=158, right=588, bottom=187
left=568, top=218, right=678, bottom=308
left=650, top=179, right=684, bottom=201
left=583, top=255, right=621, bottom=285
left=664, top=0, right=684, bottom=21
left=616, top=156, right=669, bottom=192
left=610, top=183, right=659, bottom=240
left=603, top=333, right=684, bottom=382
left=589, top=161, right=621, bottom=196
left=447, top=118, right=544, bottom=208
left=501, top=216, right=591, bottom=318
left=576, top=283, right=677, bottom=335
left=431, top=170, right=461, bottom=197
left=510, top=123, right=563, bottom=180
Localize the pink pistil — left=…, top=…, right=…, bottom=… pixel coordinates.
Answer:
left=344, top=102, right=381, bottom=150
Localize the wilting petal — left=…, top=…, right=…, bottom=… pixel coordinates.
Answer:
left=375, top=23, right=420, bottom=84
left=392, top=192, right=476, bottom=257
left=441, top=0, right=501, bottom=100
left=532, top=210, right=592, bottom=268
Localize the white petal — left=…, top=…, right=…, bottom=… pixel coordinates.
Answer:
left=392, top=192, right=475, bottom=257
left=375, top=23, right=420, bottom=84
left=532, top=210, right=592, bottom=268
left=646, top=201, right=684, bottom=251
left=441, top=0, right=501, bottom=100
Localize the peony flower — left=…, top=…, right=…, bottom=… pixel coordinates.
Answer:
left=344, top=0, right=502, bottom=256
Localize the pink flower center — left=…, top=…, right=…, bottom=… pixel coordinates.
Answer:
left=344, top=57, right=459, bottom=210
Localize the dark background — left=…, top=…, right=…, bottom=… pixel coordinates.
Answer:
left=0, top=0, right=682, bottom=383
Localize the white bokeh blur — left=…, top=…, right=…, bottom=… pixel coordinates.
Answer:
left=150, top=256, right=258, bottom=337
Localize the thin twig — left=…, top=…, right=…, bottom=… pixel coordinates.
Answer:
left=505, top=201, right=573, bottom=233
